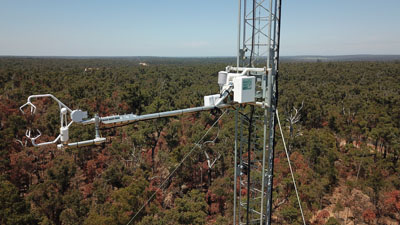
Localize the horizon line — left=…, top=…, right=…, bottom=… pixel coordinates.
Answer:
left=1, top=54, right=400, bottom=58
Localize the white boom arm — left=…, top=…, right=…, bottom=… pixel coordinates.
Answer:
left=19, top=67, right=266, bottom=150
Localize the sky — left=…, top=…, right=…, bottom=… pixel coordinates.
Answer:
left=0, top=0, right=399, bottom=57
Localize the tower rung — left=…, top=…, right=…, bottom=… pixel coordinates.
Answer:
left=238, top=204, right=263, bottom=216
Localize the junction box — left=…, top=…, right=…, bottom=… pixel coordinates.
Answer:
left=233, top=76, right=255, bottom=103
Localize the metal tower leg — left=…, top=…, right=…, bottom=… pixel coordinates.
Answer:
left=233, top=106, right=265, bottom=225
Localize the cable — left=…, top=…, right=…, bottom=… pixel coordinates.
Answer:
left=101, top=106, right=226, bottom=131
left=100, top=117, right=169, bottom=130
left=246, top=105, right=255, bottom=225
left=246, top=105, right=254, bottom=224
left=230, top=106, right=251, bottom=121
left=276, top=109, right=306, bottom=225
left=126, top=109, right=228, bottom=225
left=100, top=121, right=137, bottom=130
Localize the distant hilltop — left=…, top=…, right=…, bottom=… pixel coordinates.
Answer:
left=280, top=54, right=400, bottom=62
left=1, top=55, right=400, bottom=63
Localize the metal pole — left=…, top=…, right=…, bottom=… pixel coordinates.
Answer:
left=264, top=0, right=282, bottom=222
left=266, top=88, right=277, bottom=225
left=276, top=0, right=283, bottom=72
left=96, top=104, right=232, bottom=126
left=238, top=111, right=244, bottom=224
left=246, top=106, right=255, bottom=224
left=233, top=108, right=239, bottom=225
left=94, top=114, right=100, bottom=139
left=259, top=98, right=268, bottom=225
left=266, top=0, right=273, bottom=69
left=265, top=82, right=276, bottom=225
left=237, top=0, right=242, bottom=69
left=242, top=0, right=247, bottom=61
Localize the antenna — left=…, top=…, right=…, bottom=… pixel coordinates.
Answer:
left=19, top=0, right=283, bottom=224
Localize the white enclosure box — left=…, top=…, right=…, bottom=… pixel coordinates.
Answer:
left=71, top=110, right=88, bottom=122
left=233, top=76, right=255, bottom=103
left=204, top=94, right=220, bottom=107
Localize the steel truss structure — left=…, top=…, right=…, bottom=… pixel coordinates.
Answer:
left=233, top=0, right=282, bottom=224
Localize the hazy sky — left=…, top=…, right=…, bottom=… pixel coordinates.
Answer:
left=1, top=0, right=399, bottom=56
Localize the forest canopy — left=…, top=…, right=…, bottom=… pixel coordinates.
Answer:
left=0, top=57, right=399, bottom=224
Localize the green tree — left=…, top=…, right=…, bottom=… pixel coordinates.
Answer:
left=326, top=217, right=340, bottom=225
left=165, top=189, right=208, bottom=225
left=0, top=179, right=36, bottom=225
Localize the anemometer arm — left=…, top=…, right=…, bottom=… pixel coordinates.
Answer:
left=19, top=94, right=104, bottom=149
left=20, top=94, right=74, bottom=147
left=19, top=91, right=232, bottom=150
